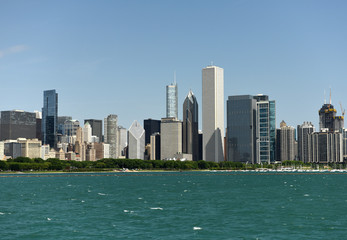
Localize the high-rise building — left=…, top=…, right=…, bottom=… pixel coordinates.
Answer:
left=343, top=129, right=347, bottom=161
left=297, top=122, right=315, bottom=163
left=57, top=116, right=72, bottom=134
left=150, top=132, right=160, bottom=160
left=160, top=117, right=182, bottom=160
left=166, top=82, right=178, bottom=119
left=144, top=119, right=161, bottom=145
left=276, top=121, right=295, bottom=161
left=63, top=120, right=80, bottom=136
left=83, top=122, right=92, bottom=143
left=183, top=90, right=199, bottom=161
left=308, top=131, right=343, bottom=163
left=254, top=94, right=276, bottom=164
left=84, top=119, right=102, bottom=142
left=319, top=103, right=344, bottom=132
left=42, top=89, right=58, bottom=148
left=118, top=126, right=127, bottom=156
left=104, top=114, right=119, bottom=158
left=202, top=65, right=224, bottom=162
left=226, top=95, right=257, bottom=163
left=34, top=111, right=42, bottom=140
left=0, top=110, right=37, bottom=141
left=128, top=120, right=145, bottom=160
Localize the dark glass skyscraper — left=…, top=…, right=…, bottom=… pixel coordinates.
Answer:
left=42, top=89, right=58, bottom=148
left=182, top=90, right=199, bottom=161
left=226, top=95, right=257, bottom=163
left=0, top=110, right=36, bottom=140
left=144, top=119, right=161, bottom=145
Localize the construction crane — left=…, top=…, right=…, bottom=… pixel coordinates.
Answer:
left=340, top=101, right=345, bottom=117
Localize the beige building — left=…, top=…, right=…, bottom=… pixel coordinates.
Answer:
left=17, top=138, right=41, bottom=159
left=202, top=65, right=224, bottom=162
left=160, top=117, right=182, bottom=160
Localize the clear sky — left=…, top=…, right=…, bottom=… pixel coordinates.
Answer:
left=1, top=0, right=347, bottom=130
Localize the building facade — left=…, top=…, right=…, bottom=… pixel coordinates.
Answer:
left=182, top=90, right=199, bottom=161
left=42, top=89, right=58, bottom=148
left=202, top=65, right=224, bottom=162
left=84, top=119, right=102, bottom=142
left=144, top=119, right=161, bottom=146
left=160, top=117, right=182, bottom=160
left=226, top=95, right=257, bottom=163
left=128, top=120, right=145, bottom=160
left=104, top=114, right=119, bottom=159
left=0, top=110, right=37, bottom=141
left=166, top=83, right=178, bottom=119
left=254, top=95, right=276, bottom=164
left=297, top=122, right=315, bottom=163
left=276, top=121, right=296, bottom=161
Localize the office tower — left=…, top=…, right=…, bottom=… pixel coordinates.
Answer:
left=254, top=94, right=276, bottom=164
left=144, top=119, right=161, bottom=145
left=34, top=111, right=42, bottom=140
left=343, top=129, right=347, bottom=161
left=226, top=95, right=257, bottom=163
left=183, top=90, right=199, bottom=161
left=160, top=117, right=182, bottom=160
left=42, top=89, right=58, bottom=148
left=202, top=65, right=224, bottom=162
left=308, top=131, right=343, bottom=163
left=17, top=138, right=42, bottom=159
left=276, top=121, right=295, bottom=161
left=57, top=116, right=72, bottom=134
left=63, top=120, right=80, bottom=136
left=118, top=126, right=127, bottom=156
left=84, top=119, right=102, bottom=142
left=83, top=122, right=92, bottom=143
left=166, top=82, right=178, bottom=119
left=0, top=110, right=36, bottom=140
left=128, top=120, right=145, bottom=160
left=104, top=114, right=119, bottom=158
left=150, top=132, right=160, bottom=160
left=319, top=100, right=344, bottom=132
left=297, top=122, right=315, bottom=163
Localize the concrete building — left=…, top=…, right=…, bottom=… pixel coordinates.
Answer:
left=128, top=120, right=145, bottom=160
left=104, top=114, right=119, bottom=158
left=160, top=117, right=182, bottom=160
left=226, top=95, right=257, bottom=163
left=63, top=120, right=80, bottom=136
left=17, top=138, right=42, bottom=159
left=84, top=119, right=102, bottom=142
left=166, top=82, right=178, bottom=119
left=202, top=65, right=224, bottom=162
left=57, top=116, right=72, bottom=134
left=0, top=110, right=37, bottom=140
left=254, top=94, right=276, bottom=164
left=297, top=122, right=315, bottom=163
left=276, top=121, right=296, bottom=161
left=308, top=131, right=343, bottom=163
left=83, top=122, right=92, bottom=143
left=182, top=90, right=199, bottom=161
left=0, top=141, right=4, bottom=160
left=150, top=132, right=160, bottom=160
left=118, top=126, right=127, bottom=156
left=4, top=141, right=22, bottom=159
left=42, top=89, right=58, bottom=148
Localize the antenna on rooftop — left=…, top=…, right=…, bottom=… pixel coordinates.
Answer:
left=340, top=101, right=345, bottom=117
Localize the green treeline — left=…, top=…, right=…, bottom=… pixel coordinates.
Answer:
left=0, top=158, right=343, bottom=172
left=0, top=157, right=246, bottom=172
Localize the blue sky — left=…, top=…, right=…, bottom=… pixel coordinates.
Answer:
left=1, top=0, right=347, bottom=130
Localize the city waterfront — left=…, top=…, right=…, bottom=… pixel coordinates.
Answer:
left=1, top=172, right=347, bottom=239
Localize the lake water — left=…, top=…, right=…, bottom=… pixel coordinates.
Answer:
left=1, top=171, right=347, bottom=239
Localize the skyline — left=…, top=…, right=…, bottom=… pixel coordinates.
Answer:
left=1, top=1, right=347, bottom=129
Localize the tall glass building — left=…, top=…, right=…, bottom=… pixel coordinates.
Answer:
left=254, top=95, right=276, bottom=164
left=166, top=83, right=178, bottom=119
left=42, top=89, right=58, bottom=148
left=226, top=95, right=257, bottom=163
left=183, top=90, right=199, bottom=161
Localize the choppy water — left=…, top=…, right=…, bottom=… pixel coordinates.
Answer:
left=1, top=172, right=347, bottom=239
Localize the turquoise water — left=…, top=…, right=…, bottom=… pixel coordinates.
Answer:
left=1, top=172, right=347, bottom=239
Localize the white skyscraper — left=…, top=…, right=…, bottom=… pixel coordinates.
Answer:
left=202, top=65, right=224, bottom=162
left=83, top=122, right=92, bottom=143
left=128, top=120, right=145, bottom=160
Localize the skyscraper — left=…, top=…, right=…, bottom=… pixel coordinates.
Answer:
left=42, top=89, right=58, bottom=148
left=319, top=103, right=344, bottom=132
left=276, top=121, right=295, bottom=161
left=226, top=95, right=257, bottom=163
left=84, top=119, right=102, bottom=142
left=183, top=90, right=199, bottom=161
left=297, top=122, right=315, bottom=163
left=128, top=120, right=145, bottom=160
left=160, top=117, right=182, bottom=160
left=254, top=94, right=276, bottom=164
left=144, top=119, right=161, bottom=145
left=202, top=65, right=224, bottom=162
left=166, top=82, right=178, bottom=119
left=0, top=110, right=37, bottom=140
left=104, top=114, right=119, bottom=159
